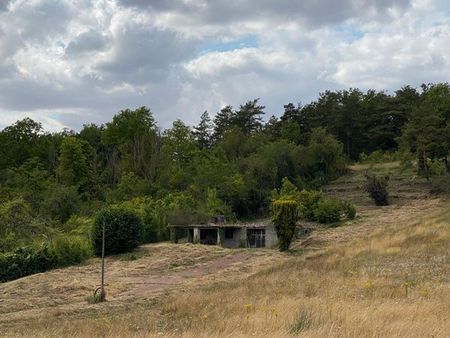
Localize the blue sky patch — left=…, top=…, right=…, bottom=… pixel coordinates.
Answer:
left=199, top=36, right=258, bottom=55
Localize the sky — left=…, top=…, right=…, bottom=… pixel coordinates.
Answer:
left=0, top=0, right=449, bottom=131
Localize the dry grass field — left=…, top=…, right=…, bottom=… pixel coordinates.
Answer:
left=1, top=162, right=449, bottom=337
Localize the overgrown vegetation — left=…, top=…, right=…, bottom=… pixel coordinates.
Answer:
left=2, top=163, right=447, bottom=337
left=273, top=178, right=356, bottom=226
left=0, top=83, right=449, bottom=280
left=271, top=199, right=298, bottom=251
left=0, top=235, right=91, bottom=282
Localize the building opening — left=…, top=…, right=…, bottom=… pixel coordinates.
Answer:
left=225, top=228, right=234, bottom=239
left=247, top=229, right=265, bottom=248
left=200, top=228, right=218, bottom=245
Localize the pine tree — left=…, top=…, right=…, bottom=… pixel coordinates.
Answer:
left=213, top=105, right=235, bottom=142
left=234, top=98, right=265, bottom=134
left=193, top=111, right=213, bottom=149
left=400, top=84, right=450, bottom=178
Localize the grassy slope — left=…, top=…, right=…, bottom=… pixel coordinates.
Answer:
left=1, top=162, right=449, bottom=337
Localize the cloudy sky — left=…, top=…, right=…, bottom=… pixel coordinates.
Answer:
left=0, top=0, right=449, bottom=131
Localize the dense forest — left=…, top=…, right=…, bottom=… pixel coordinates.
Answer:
left=0, top=83, right=449, bottom=280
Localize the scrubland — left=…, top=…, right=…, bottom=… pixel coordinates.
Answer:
left=1, top=162, right=449, bottom=337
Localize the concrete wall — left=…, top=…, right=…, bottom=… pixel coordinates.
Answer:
left=222, top=228, right=246, bottom=248
left=172, top=225, right=278, bottom=249
left=264, top=225, right=278, bottom=248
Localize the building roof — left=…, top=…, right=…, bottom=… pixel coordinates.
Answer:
left=169, top=219, right=271, bottom=229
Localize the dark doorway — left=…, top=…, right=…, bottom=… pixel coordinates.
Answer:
left=187, top=228, right=194, bottom=243
left=200, top=229, right=218, bottom=245
left=247, top=229, right=265, bottom=248
left=225, top=228, right=234, bottom=239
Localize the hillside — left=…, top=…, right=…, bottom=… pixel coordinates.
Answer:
left=0, top=162, right=449, bottom=337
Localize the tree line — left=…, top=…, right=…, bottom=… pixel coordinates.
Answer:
left=0, top=83, right=449, bottom=254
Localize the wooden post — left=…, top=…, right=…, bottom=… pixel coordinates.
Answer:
left=100, top=220, right=106, bottom=301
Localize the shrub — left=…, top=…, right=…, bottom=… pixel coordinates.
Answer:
left=313, top=199, right=342, bottom=223
left=64, top=216, right=93, bottom=239
left=298, top=190, right=323, bottom=221
left=0, top=237, right=92, bottom=283
left=117, top=197, right=168, bottom=243
left=41, top=185, right=80, bottom=223
left=429, top=160, right=448, bottom=176
left=0, top=245, right=58, bottom=283
left=51, top=235, right=92, bottom=266
left=0, top=198, right=45, bottom=252
left=274, top=178, right=356, bottom=225
left=92, top=207, right=143, bottom=256
left=359, top=150, right=400, bottom=164
left=340, top=200, right=356, bottom=219
left=86, top=292, right=106, bottom=304
left=364, top=173, right=389, bottom=206
left=430, top=174, right=450, bottom=194
left=271, top=199, right=298, bottom=251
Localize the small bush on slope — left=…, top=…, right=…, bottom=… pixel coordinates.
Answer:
left=364, top=173, right=389, bottom=206
left=313, top=199, right=343, bottom=223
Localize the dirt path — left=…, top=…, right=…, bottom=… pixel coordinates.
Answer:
left=121, top=252, right=251, bottom=298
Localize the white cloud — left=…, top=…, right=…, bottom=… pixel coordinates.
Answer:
left=0, top=0, right=449, bottom=131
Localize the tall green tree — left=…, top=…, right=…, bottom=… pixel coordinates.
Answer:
left=193, top=111, right=213, bottom=149
left=0, top=118, right=43, bottom=170
left=213, top=105, right=235, bottom=142
left=263, top=115, right=281, bottom=140
left=56, top=137, right=89, bottom=189
left=400, top=84, right=450, bottom=177
left=234, top=98, right=265, bottom=134
left=158, top=120, right=198, bottom=190
left=279, top=103, right=309, bottom=144
left=102, top=107, right=159, bottom=183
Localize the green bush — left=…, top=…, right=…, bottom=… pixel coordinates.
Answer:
left=364, top=173, right=389, bottom=206
left=313, top=199, right=342, bottom=223
left=0, top=198, right=46, bottom=252
left=117, top=197, right=168, bottom=243
left=274, top=178, right=356, bottom=225
left=92, top=207, right=143, bottom=256
left=64, top=216, right=93, bottom=239
left=0, top=236, right=92, bottom=283
left=0, top=245, right=58, bottom=282
left=51, top=235, right=92, bottom=266
left=271, top=199, right=298, bottom=251
left=341, top=200, right=356, bottom=219
left=41, top=185, right=80, bottom=223
left=298, top=190, right=323, bottom=221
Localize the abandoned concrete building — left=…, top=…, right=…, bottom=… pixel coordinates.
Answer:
left=169, top=217, right=278, bottom=248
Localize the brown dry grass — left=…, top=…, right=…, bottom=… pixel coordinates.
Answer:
left=1, top=162, right=449, bottom=337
